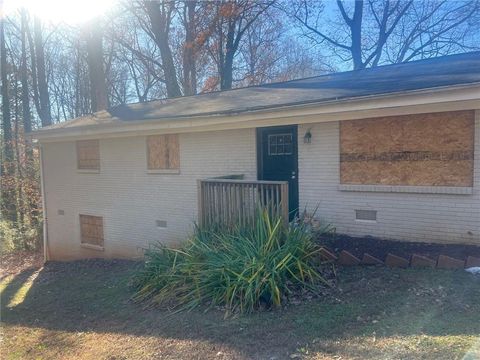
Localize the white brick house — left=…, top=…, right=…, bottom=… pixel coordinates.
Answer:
left=33, top=52, right=480, bottom=261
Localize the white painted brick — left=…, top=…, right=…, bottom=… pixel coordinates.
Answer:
left=43, top=111, right=480, bottom=260
left=43, top=128, right=257, bottom=260
left=298, top=111, right=480, bottom=245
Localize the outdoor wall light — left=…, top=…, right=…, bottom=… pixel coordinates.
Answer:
left=304, top=129, right=312, bottom=144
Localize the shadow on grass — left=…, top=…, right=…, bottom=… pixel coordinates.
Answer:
left=1, top=259, right=480, bottom=359
left=1, top=268, right=38, bottom=309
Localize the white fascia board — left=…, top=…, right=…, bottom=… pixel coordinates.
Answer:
left=33, top=83, right=480, bottom=143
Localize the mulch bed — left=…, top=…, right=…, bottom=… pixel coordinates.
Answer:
left=318, top=234, right=480, bottom=262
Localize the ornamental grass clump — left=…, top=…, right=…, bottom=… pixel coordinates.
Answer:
left=132, top=209, right=332, bottom=314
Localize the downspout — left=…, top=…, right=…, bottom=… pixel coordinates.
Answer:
left=39, top=143, right=49, bottom=262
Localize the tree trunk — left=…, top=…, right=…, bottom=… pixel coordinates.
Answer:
left=220, top=50, right=235, bottom=90
left=220, top=21, right=236, bottom=90
left=1, top=16, right=17, bottom=222
left=182, top=0, right=197, bottom=95
left=84, top=20, right=108, bottom=112
left=350, top=0, right=364, bottom=70
left=13, top=76, right=25, bottom=232
left=20, top=10, right=32, bottom=137
left=144, top=1, right=182, bottom=98
left=33, top=17, right=52, bottom=126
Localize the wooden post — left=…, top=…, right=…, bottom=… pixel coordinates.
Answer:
left=280, top=182, right=289, bottom=225
left=197, top=179, right=204, bottom=227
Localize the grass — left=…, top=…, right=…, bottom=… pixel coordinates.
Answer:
left=1, top=256, right=479, bottom=359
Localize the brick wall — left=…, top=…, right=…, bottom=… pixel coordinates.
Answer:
left=298, top=110, right=480, bottom=245
left=42, top=128, right=257, bottom=260
left=43, top=110, right=480, bottom=260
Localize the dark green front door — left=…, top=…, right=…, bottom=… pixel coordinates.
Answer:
left=257, top=125, right=299, bottom=220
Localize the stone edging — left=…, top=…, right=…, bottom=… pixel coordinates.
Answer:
left=319, top=248, right=480, bottom=269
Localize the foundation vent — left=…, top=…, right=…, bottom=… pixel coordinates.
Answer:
left=156, top=220, right=167, bottom=228
left=355, top=209, right=377, bottom=221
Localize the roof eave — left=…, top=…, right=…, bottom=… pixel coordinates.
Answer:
left=30, top=82, right=480, bottom=142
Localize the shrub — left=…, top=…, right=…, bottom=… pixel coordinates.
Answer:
left=133, top=208, right=332, bottom=315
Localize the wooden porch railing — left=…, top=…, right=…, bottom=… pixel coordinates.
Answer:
left=197, top=178, right=289, bottom=227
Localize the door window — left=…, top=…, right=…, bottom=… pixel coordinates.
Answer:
left=268, top=133, right=293, bottom=156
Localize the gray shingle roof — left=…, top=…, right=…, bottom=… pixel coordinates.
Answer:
left=42, top=51, right=480, bottom=131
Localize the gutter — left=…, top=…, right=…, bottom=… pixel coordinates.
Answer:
left=39, top=144, right=49, bottom=262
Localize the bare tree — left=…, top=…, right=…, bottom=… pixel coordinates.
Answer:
left=33, top=17, right=52, bottom=125
left=235, top=8, right=325, bottom=86
left=84, top=19, right=109, bottom=111
left=106, top=6, right=167, bottom=102
left=1, top=14, right=17, bottom=221
left=20, top=10, right=32, bottom=136
left=142, top=0, right=182, bottom=98
left=181, top=0, right=197, bottom=95
left=207, top=0, right=275, bottom=90
left=120, top=1, right=213, bottom=97
left=291, top=0, right=480, bottom=70
left=387, top=0, right=480, bottom=63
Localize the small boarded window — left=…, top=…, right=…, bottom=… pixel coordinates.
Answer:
left=76, top=140, right=100, bottom=170
left=79, top=215, right=104, bottom=248
left=147, top=134, right=180, bottom=170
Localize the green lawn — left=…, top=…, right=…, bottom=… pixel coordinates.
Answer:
left=1, top=259, right=479, bottom=359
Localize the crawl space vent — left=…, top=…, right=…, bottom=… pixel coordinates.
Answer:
left=156, top=220, right=167, bottom=228
left=355, top=209, right=377, bottom=221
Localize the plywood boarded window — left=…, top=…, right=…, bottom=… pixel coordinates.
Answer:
left=340, top=110, right=474, bottom=187
left=80, top=215, right=104, bottom=248
left=147, top=134, right=180, bottom=170
left=76, top=140, right=100, bottom=170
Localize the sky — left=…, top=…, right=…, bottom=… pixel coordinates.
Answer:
left=3, top=0, right=116, bottom=24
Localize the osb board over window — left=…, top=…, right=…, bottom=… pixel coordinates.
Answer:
left=76, top=140, right=100, bottom=170
left=147, top=134, right=180, bottom=170
left=340, top=110, right=474, bottom=187
left=79, top=215, right=104, bottom=248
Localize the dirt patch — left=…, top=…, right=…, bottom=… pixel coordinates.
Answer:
left=318, top=234, right=480, bottom=261
left=0, top=249, right=44, bottom=280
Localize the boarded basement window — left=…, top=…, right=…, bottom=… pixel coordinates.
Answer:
left=76, top=140, right=100, bottom=170
left=340, top=110, right=474, bottom=187
left=147, top=134, right=180, bottom=170
left=79, top=215, right=104, bottom=248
